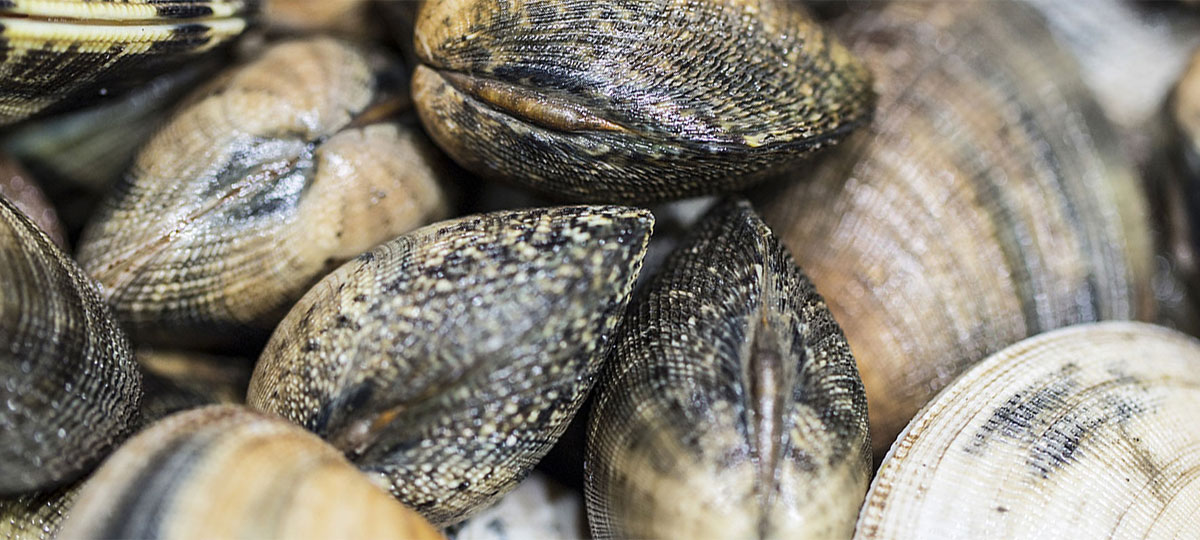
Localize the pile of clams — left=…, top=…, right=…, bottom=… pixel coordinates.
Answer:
left=2, top=0, right=1199, bottom=539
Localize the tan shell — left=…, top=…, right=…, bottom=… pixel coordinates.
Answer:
left=753, top=1, right=1154, bottom=456
left=586, top=200, right=870, bottom=539
left=0, top=156, right=64, bottom=248
left=248, top=205, right=652, bottom=527
left=0, top=195, right=141, bottom=494
left=77, top=37, right=452, bottom=350
left=856, top=322, right=1200, bottom=538
left=412, top=0, right=873, bottom=202
left=0, top=0, right=251, bottom=125
left=58, top=406, right=445, bottom=540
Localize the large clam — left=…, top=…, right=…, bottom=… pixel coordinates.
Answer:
left=58, top=406, right=444, bottom=540
left=411, top=0, right=874, bottom=202
left=77, top=37, right=452, bottom=350
left=0, top=194, right=141, bottom=494
left=586, top=200, right=870, bottom=540
left=858, top=322, right=1200, bottom=538
left=248, top=205, right=652, bottom=526
left=753, top=1, right=1154, bottom=455
left=0, top=0, right=253, bottom=126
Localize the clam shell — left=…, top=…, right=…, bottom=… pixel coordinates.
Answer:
left=857, top=322, right=1200, bottom=538
left=0, top=0, right=252, bottom=125
left=586, top=200, right=869, bottom=539
left=753, top=1, right=1154, bottom=456
left=0, top=155, right=64, bottom=248
left=0, top=484, right=79, bottom=540
left=58, top=406, right=444, bottom=540
left=412, top=0, right=873, bottom=202
left=77, top=37, right=452, bottom=350
left=248, top=205, right=653, bottom=526
left=0, top=195, right=141, bottom=494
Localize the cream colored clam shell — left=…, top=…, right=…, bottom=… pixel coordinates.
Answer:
left=856, top=322, right=1200, bottom=538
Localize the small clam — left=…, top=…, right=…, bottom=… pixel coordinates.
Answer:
left=857, top=322, right=1200, bottom=538
left=753, top=1, right=1154, bottom=455
left=586, top=200, right=870, bottom=539
left=0, top=0, right=252, bottom=125
left=77, top=37, right=452, bottom=350
left=412, top=0, right=874, bottom=202
left=248, top=205, right=652, bottom=526
left=0, top=195, right=141, bottom=494
left=58, top=406, right=444, bottom=540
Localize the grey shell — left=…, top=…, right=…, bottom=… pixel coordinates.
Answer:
left=248, top=205, right=653, bottom=526
left=586, top=200, right=870, bottom=539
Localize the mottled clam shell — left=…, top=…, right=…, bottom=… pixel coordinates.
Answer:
left=586, top=200, right=870, bottom=540
left=412, top=0, right=873, bottom=202
left=248, top=205, right=653, bottom=526
left=0, top=0, right=252, bottom=125
left=0, top=195, right=141, bottom=494
left=754, top=1, right=1154, bottom=456
left=77, top=37, right=452, bottom=350
left=0, top=484, right=79, bottom=540
left=58, top=406, right=444, bottom=540
left=0, top=156, right=64, bottom=248
left=857, top=322, right=1200, bottom=538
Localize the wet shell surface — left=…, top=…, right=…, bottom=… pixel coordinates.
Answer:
left=412, top=0, right=874, bottom=202
left=0, top=195, right=141, bottom=494
left=0, top=0, right=253, bottom=125
left=754, top=1, right=1154, bottom=456
left=77, top=37, right=452, bottom=350
left=857, top=322, right=1200, bottom=538
left=248, top=205, right=653, bottom=526
left=57, top=406, right=444, bottom=540
left=586, top=200, right=870, bottom=540
left=0, top=484, right=79, bottom=540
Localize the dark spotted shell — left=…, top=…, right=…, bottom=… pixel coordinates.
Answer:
left=586, top=200, right=870, bottom=539
left=76, top=37, right=451, bottom=351
left=248, top=206, right=653, bottom=526
left=0, top=195, right=141, bottom=494
left=753, top=1, right=1154, bottom=456
left=412, top=0, right=873, bottom=203
left=857, top=322, right=1200, bottom=538
left=57, top=406, right=445, bottom=540
left=0, top=0, right=254, bottom=126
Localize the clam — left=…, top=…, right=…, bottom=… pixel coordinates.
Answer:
left=857, top=322, right=1200, bottom=538
left=0, top=195, right=141, bottom=494
left=77, top=37, right=452, bottom=350
left=0, top=0, right=252, bottom=126
left=248, top=205, right=652, bottom=526
left=411, top=0, right=874, bottom=202
left=58, top=406, right=444, bottom=540
left=753, top=1, right=1154, bottom=456
left=586, top=200, right=870, bottom=540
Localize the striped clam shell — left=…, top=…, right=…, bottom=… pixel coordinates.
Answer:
left=57, top=406, right=445, bottom=540
left=248, top=205, right=652, bottom=526
left=586, top=200, right=870, bottom=539
left=0, top=194, right=141, bottom=494
left=0, top=0, right=254, bottom=126
left=76, top=37, right=452, bottom=351
left=753, top=1, right=1154, bottom=456
left=857, top=322, right=1200, bottom=538
left=412, top=0, right=874, bottom=203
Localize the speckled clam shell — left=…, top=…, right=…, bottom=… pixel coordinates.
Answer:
left=77, top=37, right=452, bottom=351
left=57, top=406, right=444, bottom=540
left=248, top=205, right=653, bottom=526
left=0, top=0, right=253, bottom=126
left=857, top=322, right=1200, bottom=538
left=586, top=200, right=869, bottom=540
left=753, top=1, right=1154, bottom=456
left=412, top=0, right=873, bottom=203
left=449, top=472, right=586, bottom=540
left=0, top=195, right=141, bottom=494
